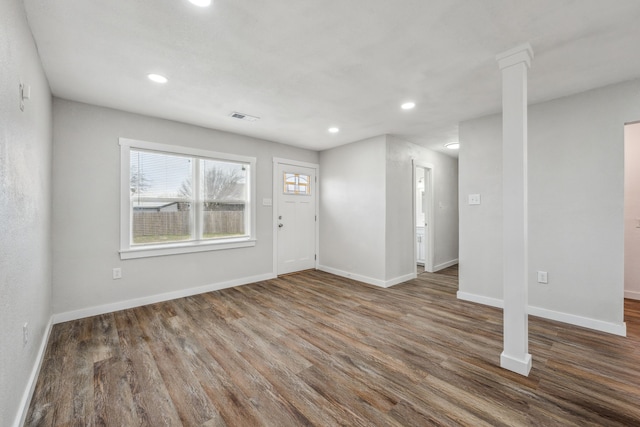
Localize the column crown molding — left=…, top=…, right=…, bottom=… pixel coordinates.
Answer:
left=497, top=43, right=534, bottom=70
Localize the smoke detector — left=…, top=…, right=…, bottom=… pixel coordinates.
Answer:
left=229, top=112, right=260, bottom=122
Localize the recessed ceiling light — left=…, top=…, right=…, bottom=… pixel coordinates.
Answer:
left=401, top=102, right=416, bottom=110
left=189, top=0, right=212, bottom=6
left=147, top=73, right=168, bottom=84
left=445, top=142, right=460, bottom=150
left=328, top=127, right=340, bottom=134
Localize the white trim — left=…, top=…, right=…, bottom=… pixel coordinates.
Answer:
left=120, top=238, right=256, bottom=259
left=318, top=265, right=387, bottom=287
left=412, top=160, right=417, bottom=276
left=272, top=158, right=320, bottom=276
left=318, top=265, right=416, bottom=288
left=500, top=351, right=532, bottom=376
left=119, top=138, right=254, bottom=163
left=272, top=157, right=320, bottom=170
left=13, top=316, right=54, bottom=427
left=457, top=291, right=627, bottom=336
left=426, top=165, right=435, bottom=273
left=52, top=272, right=275, bottom=324
left=119, top=137, right=257, bottom=260
left=120, top=139, right=131, bottom=251
left=272, top=160, right=278, bottom=276
left=385, top=272, right=418, bottom=287
left=457, top=291, right=504, bottom=308
left=528, top=305, right=627, bottom=337
left=496, top=43, right=534, bottom=70
left=433, top=258, right=459, bottom=272
left=624, top=290, right=640, bottom=300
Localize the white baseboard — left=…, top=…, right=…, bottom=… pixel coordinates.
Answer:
left=317, top=265, right=416, bottom=288
left=457, top=291, right=503, bottom=308
left=457, top=291, right=627, bottom=336
left=13, top=316, right=54, bottom=427
left=385, top=272, right=418, bottom=287
left=318, top=265, right=387, bottom=287
left=52, top=273, right=276, bottom=324
left=500, top=351, right=532, bottom=376
left=433, top=258, right=459, bottom=272
left=625, top=290, right=640, bottom=300
left=528, top=305, right=627, bottom=337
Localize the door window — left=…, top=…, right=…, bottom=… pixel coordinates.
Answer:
left=283, top=172, right=311, bottom=195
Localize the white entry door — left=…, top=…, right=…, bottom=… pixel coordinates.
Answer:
left=276, top=162, right=317, bottom=275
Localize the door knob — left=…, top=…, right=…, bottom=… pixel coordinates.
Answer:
left=278, top=223, right=284, bottom=228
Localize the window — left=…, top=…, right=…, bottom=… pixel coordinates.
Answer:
left=120, top=138, right=256, bottom=259
left=283, top=172, right=310, bottom=195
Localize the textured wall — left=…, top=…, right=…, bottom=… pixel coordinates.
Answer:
left=0, top=0, right=53, bottom=424
left=459, top=79, right=640, bottom=328
left=52, top=99, right=318, bottom=315
left=319, top=135, right=459, bottom=284
left=319, top=136, right=388, bottom=282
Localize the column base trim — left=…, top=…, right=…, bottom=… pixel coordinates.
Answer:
left=500, top=351, right=532, bottom=376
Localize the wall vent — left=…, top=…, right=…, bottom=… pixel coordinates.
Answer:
left=230, top=112, right=260, bottom=122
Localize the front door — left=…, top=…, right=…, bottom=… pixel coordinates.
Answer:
left=276, top=162, right=317, bottom=275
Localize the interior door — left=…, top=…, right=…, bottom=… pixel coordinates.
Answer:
left=422, top=176, right=429, bottom=266
left=414, top=163, right=434, bottom=273
left=416, top=167, right=426, bottom=266
left=276, top=163, right=317, bottom=275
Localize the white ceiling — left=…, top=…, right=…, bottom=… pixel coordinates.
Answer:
left=23, top=0, right=640, bottom=156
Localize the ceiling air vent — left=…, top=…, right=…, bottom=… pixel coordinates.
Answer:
left=230, top=112, right=260, bottom=122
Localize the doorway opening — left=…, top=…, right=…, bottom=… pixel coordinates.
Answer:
left=414, top=162, right=434, bottom=274
left=624, top=121, right=640, bottom=301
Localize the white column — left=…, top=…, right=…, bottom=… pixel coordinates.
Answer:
left=497, top=43, right=533, bottom=376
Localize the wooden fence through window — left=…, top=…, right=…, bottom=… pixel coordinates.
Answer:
left=133, top=211, right=245, bottom=237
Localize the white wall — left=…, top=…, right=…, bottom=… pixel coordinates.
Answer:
left=319, top=134, right=459, bottom=286
left=625, top=122, right=640, bottom=300
left=319, top=136, right=387, bottom=283
left=0, top=0, right=53, bottom=424
left=52, top=99, right=318, bottom=316
left=459, top=115, right=504, bottom=300
left=459, top=78, right=640, bottom=333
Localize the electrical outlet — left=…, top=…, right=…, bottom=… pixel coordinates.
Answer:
left=23, top=323, right=29, bottom=346
left=112, top=268, right=122, bottom=280
left=537, top=271, right=548, bottom=284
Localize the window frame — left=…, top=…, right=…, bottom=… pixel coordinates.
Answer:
left=119, top=138, right=256, bottom=260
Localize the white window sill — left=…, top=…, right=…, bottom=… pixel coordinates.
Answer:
left=120, top=238, right=256, bottom=260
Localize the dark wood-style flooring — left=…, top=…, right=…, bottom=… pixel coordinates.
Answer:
left=26, top=267, right=640, bottom=426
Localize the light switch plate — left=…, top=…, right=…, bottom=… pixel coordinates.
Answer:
left=468, top=194, right=481, bottom=205
left=263, top=198, right=272, bottom=206
left=537, top=271, right=548, bottom=284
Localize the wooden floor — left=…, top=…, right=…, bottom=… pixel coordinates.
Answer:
left=27, top=267, right=640, bottom=426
